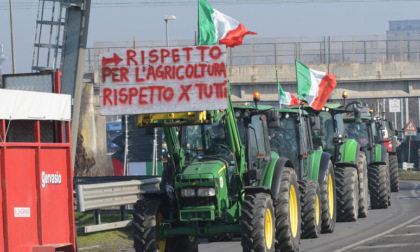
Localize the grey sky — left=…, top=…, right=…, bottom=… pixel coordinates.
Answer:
left=1, top=0, right=420, bottom=74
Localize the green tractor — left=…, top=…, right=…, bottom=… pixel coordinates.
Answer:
left=299, top=104, right=367, bottom=223
left=268, top=108, right=337, bottom=239
left=343, top=101, right=391, bottom=209
left=132, top=92, right=301, bottom=252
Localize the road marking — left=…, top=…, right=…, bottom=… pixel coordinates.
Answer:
left=356, top=242, right=420, bottom=249
left=407, top=225, right=420, bottom=228
left=385, top=232, right=420, bottom=237
left=334, top=181, right=420, bottom=252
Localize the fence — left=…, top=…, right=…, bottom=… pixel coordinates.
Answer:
left=84, top=34, right=420, bottom=73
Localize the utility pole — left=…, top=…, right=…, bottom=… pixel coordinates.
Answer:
left=61, top=0, right=91, bottom=170
left=9, top=0, right=16, bottom=73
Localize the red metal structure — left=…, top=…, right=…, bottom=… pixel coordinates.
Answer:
left=0, top=71, right=75, bottom=251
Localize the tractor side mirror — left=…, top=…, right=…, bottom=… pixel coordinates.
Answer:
left=267, top=110, right=280, bottom=128
left=354, top=108, right=362, bottom=124
left=310, top=116, right=321, bottom=131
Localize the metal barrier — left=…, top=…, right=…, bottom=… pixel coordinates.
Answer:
left=84, top=34, right=420, bottom=73
left=75, top=177, right=161, bottom=233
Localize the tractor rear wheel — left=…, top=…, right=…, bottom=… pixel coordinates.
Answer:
left=320, top=161, right=336, bottom=233
left=299, top=180, right=321, bottom=239
left=369, top=164, right=388, bottom=209
left=133, top=197, right=173, bottom=252
left=241, top=192, right=275, bottom=252
left=358, top=152, right=369, bottom=218
left=335, top=167, right=359, bottom=222
left=389, top=154, right=399, bottom=192
left=274, top=167, right=301, bottom=251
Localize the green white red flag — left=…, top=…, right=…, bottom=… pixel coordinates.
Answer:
left=198, top=0, right=257, bottom=47
left=276, top=67, right=298, bottom=108
left=279, top=87, right=299, bottom=108
left=296, top=60, right=337, bottom=110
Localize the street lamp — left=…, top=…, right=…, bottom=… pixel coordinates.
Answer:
left=164, top=15, right=176, bottom=47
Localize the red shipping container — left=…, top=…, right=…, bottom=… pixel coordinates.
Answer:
left=0, top=80, right=75, bottom=251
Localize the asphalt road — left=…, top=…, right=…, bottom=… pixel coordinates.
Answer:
left=198, top=180, right=420, bottom=252
left=123, top=180, right=420, bottom=252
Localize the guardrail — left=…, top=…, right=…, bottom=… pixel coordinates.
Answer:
left=85, top=34, right=420, bottom=73
left=74, top=176, right=161, bottom=233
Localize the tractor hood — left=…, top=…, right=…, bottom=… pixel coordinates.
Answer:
left=180, top=159, right=227, bottom=180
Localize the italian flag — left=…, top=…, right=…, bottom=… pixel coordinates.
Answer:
left=276, top=67, right=298, bottom=108
left=279, top=88, right=299, bottom=108
left=296, top=60, right=337, bottom=110
left=198, top=0, right=257, bottom=47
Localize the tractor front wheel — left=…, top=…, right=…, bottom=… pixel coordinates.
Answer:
left=369, top=164, right=388, bottom=209
left=389, top=154, right=399, bottom=192
left=320, top=161, right=336, bottom=233
left=274, top=167, right=301, bottom=251
left=241, top=192, right=275, bottom=252
left=358, top=152, right=369, bottom=218
left=299, top=180, right=321, bottom=239
left=133, top=197, right=173, bottom=252
left=335, top=167, right=359, bottom=222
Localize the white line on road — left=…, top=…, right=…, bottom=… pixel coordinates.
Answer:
left=385, top=232, right=420, bottom=237
left=355, top=242, right=420, bottom=250
left=407, top=225, right=420, bottom=228
left=334, top=181, right=420, bottom=252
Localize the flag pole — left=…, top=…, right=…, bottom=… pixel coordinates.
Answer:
left=295, top=59, right=302, bottom=124
left=276, top=67, right=281, bottom=109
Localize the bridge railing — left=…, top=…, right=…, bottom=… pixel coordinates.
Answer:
left=84, top=34, right=420, bottom=73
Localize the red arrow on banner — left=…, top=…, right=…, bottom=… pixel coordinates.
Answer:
left=102, top=53, right=123, bottom=66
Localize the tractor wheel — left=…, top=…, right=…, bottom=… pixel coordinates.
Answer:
left=133, top=197, right=173, bottom=252
left=368, top=164, right=388, bottom=209
left=274, top=167, right=301, bottom=251
left=171, top=236, right=199, bottom=252
left=386, top=163, right=391, bottom=206
left=299, top=180, right=321, bottom=239
left=358, top=152, right=369, bottom=218
left=320, top=161, right=336, bottom=233
left=389, top=154, right=399, bottom=192
left=240, top=192, right=275, bottom=252
left=335, top=167, right=359, bottom=222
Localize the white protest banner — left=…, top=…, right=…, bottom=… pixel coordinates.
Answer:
left=99, top=45, right=228, bottom=115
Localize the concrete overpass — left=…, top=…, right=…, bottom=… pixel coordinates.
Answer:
left=228, top=61, right=420, bottom=104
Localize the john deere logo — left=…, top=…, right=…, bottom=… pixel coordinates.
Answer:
left=220, top=177, right=224, bottom=188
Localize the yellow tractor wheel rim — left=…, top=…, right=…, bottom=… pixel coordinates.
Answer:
left=290, top=185, right=298, bottom=238
left=265, top=208, right=273, bottom=249
left=157, top=213, right=166, bottom=251
left=328, top=174, right=334, bottom=218
left=315, top=193, right=320, bottom=226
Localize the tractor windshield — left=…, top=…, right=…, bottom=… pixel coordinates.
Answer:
left=270, top=117, right=299, bottom=167
left=345, top=122, right=369, bottom=147
left=317, top=111, right=335, bottom=152
left=180, top=121, right=232, bottom=165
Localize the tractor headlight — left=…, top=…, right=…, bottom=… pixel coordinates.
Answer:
left=197, top=188, right=216, bottom=197
left=180, top=188, right=196, bottom=197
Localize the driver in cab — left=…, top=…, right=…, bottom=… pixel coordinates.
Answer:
left=211, top=125, right=230, bottom=155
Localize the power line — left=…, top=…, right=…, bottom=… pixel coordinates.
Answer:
left=1, top=0, right=420, bottom=10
